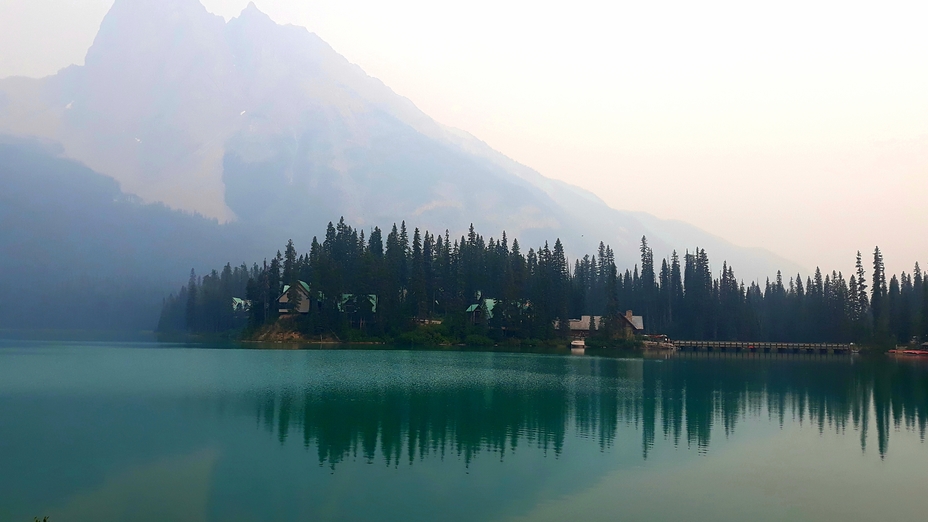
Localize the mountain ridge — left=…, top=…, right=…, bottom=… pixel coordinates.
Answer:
left=0, top=0, right=803, bottom=282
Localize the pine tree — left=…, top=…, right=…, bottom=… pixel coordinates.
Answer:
left=269, top=251, right=282, bottom=303
left=872, top=247, right=887, bottom=337
left=915, top=263, right=925, bottom=341
left=658, top=258, right=671, bottom=331
left=368, top=227, right=384, bottom=258
left=897, top=273, right=913, bottom=344
left=283, top=239, right=297, bottom=285
left=603, top=259, right=619, bottom=338
left=411, top=227, right=425, bottom=317
left=851, top=251, right=870, bottom=338
left=856, top=251, right=869, bottom=314
left=640, top=236, right=655, bottom=329
left=185, top=269, right=198, bottom=331
left=670, top=251, right=683, bottom=332
left=849, top=275, right=859, bottom=320
left=552, top=239, right=570, bottom=335
left=922, top=280, right=928, bottom=342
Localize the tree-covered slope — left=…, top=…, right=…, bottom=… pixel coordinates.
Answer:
left=0, top=136, right=261, bottom=330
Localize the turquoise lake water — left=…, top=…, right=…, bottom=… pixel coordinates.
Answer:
left=1, top=342, right=926, bottom=521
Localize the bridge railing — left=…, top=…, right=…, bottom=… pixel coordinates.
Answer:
left=671, top=341, right=853, bottom=352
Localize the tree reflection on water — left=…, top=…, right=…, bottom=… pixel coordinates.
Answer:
left=238, top=354, right=928, bottom=466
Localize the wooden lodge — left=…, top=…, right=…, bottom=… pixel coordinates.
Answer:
left=277, top=281, right=312, bottom=314
left=563, top=310, right=645, bottom=340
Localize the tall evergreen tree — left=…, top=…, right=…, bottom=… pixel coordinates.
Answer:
left=185, top=269, right=198, bottom=331
left=283, top=239, right=297, bottom=284
left=914, top=263, right=925, bottom=341
left=922, top=278, right=928, bottom=342
left=872, top=247, right=887, bottom=337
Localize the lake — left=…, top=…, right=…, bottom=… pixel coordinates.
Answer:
left=2, top=342, right=926, bottom=521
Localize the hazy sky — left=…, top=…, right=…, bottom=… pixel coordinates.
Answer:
left=1, top=0, right=926, bottom=278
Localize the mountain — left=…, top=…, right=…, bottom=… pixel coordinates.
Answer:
left=0, top=0, right=801, bottom=307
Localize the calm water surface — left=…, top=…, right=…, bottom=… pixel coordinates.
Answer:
left=1, top=342, right=927, bottom=521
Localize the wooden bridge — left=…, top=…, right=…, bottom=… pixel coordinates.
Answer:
left=672, top=340, right=855, bottom=355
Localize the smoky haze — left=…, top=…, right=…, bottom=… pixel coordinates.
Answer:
left=1, top=0, right=926, bottom=278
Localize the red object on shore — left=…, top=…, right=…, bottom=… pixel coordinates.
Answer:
left=888, top=349, right=928, bottom=356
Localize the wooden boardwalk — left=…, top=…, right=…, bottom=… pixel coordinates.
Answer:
left=673, top=340, right=854, bottom=354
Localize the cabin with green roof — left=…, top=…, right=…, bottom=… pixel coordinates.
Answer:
left=232, top=297, right=252, bottom=314
left=278, top=281, right=312, bottom=314
left=466, top=298, right=497, bottom=324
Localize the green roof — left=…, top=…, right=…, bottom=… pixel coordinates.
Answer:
left=337, top=294, right=378, bottom=313
left=466, top=298, right=497, bottom=319
left=281, top=281, right=311, bottom=296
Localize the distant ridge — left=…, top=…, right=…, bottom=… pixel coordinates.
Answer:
left=0, top=135, right=253, bottom=330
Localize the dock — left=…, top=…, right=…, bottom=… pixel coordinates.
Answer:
left=672, top=340, right=854, bottom=355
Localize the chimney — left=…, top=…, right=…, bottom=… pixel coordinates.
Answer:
left=626, top=310, right=633, bottom=319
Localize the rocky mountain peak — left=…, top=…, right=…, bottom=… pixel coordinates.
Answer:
left=85, top=0, right=222, bottom=69
left=0, top=0, right=803, bottom=281
left=236, top=1, right=275, bottom=24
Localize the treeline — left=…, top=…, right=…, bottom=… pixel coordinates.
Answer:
left=159, top=218, right=928, bottom=346
left=157, top=263, right=252, bottom=335
left=631, top=247, right=928, bottom=345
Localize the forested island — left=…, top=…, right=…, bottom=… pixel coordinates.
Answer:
left=158, top=218, right=928, bottom=348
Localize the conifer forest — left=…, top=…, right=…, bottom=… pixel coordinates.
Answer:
left=158, top=218, right=928, bottom=347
